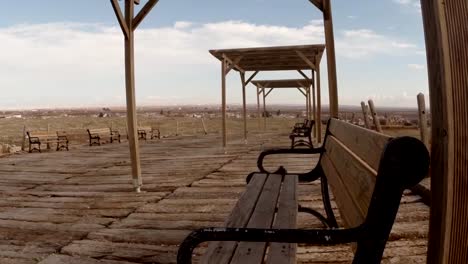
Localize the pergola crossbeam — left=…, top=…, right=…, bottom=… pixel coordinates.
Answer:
left=111, top=0, right=129, bottom=39
left=297, top=87, right=307, bottom=97
left=133, top=0, right=159, bottom=29
left=245, top=71, right=259, bottom=85
left=223, top=55, right=245, bottom=74
left=309, top=0, right=323, bottom=12
left=265, top=88, right=274, bottom=97
left=297, top=70, right=311, bottom=81
left=296, top=50, right=316, bottom=70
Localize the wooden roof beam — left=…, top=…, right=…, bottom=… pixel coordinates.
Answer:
left=296, top=50, right=316, bottom=70
left=309, top=0, right=323, bottom=12
left=133, top=0, right=160, bottom=30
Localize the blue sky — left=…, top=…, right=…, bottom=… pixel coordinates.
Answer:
left=0, top=0, right=428, bottom=109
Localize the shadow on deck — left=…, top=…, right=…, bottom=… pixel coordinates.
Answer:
left=0, top=133, right=428, bottom=263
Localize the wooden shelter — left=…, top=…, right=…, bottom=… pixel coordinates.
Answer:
left=251, top=79, right=322, bottom=142
left=209, top=44, right=325, bottom=148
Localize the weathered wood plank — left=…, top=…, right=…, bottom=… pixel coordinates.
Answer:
left=230, top=174, right=283, bottom=263
left=267, top=175, right=298, bottom=264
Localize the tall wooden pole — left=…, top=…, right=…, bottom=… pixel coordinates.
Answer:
left=221, top=58, right=227, bottom=149
left=312, top=70, right=317, bottom=138
left=240, top=72, right=247, bottom=142
left=421, top=1, right=468, bottom=263
left=360, top=101, right=371, bottom=129
left=124, top=0, right=142, bottom=191
left=323, top=0, right=338, bottom=118
left=257, top=86, right=261, bottom=130
left=316, top=64, right=322, bottom=143
left=306, top=88, right=310, bottom=118
left=417, top=93, right=429, bottom=148
left=111, top=0, right=159, bottom=192
left=263, top=88, right=267, bottom=131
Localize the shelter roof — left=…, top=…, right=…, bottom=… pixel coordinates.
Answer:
left=209, top=44, right=325, bottom=72
left=251, top=79, right=312, bottom=88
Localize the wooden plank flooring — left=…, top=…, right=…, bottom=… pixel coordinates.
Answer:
left=0, top=133, right=429, bottom=263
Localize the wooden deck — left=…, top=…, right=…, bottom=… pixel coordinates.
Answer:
left=0, top=133, right=429, bottom=263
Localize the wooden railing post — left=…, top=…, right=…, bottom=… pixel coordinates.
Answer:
left=368, top=100, right=383, bottom=133
left=360, top=102, right=371, bottom=129
left=417, top=93, right=429, bottom=148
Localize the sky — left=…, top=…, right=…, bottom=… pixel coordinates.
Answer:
left=0, top=0, right=428, bottom=109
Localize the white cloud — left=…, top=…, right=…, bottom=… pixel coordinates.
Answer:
left=408, top=64, right=425, bottom=70
left=0, top=21, right=422, bottom=109
left=337, top=29, right=418, bottom=58
left=393, top=0, right=422, bottom=13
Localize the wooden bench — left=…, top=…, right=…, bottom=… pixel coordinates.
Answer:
left=86, top=128, right=120, bottom=146
left=289, top=119, right=315, bottom=148
left=27, top=131, right=69, bottom=153
left=177, top=118, right=430, bottom=264
left=137, top=126, right=160, bottom=140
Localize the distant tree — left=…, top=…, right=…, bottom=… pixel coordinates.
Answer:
left=160, top=109, right=164, bottom=115
left=98, top=112, right=104, bottom=118
left=276, top=109, right=281, bottom=116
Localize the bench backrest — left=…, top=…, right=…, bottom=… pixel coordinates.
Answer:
left=320, top=118, right=429, bottom=261
left=138, top=126, right=152, bottom=131
left=320, top=119, right=391, bottom=228
left=87, top=128, right=111, bottom=135
left=27, top=131, right=57, bottom=140
left=56, top=131, right=67, bottom=137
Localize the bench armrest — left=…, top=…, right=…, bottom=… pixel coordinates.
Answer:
left=257, top=147, right=324, bottom=174
left=177, top=227, right=362, bottom=264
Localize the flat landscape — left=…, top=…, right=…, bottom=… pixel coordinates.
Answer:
left=0, top=117, right=429, bottom=263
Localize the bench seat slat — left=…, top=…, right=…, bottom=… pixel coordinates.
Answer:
left=322, top=135, right=377, bottom=228
left=201, top=173, right=269, bottom=264
left=328, top=119, right=391, bottom=171
left=266, top=175, right=298, bottom=264
left=230, top=173, right=284, bottom=264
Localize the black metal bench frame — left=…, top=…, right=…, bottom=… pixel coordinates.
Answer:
left=137, top=127, right=160, bottom=140
left=289, top=119, right=315, bottom=149
left=177, top=119, right=429, bottom=264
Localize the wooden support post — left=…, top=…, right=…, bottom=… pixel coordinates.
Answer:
left=176, top=120, right=179, bottom=136
left=316, top=64, right=322, bottom=143
left=110, top=0, right=158, bottom=192
left=417, top=93, right=429, bottom=148
left=46, top=123, right=51, bottom=149
left=257, top=86, right=261, bottom=130
left=263, top=87, right=267, bottom=131
left=221, top=58, right=227, bottom=149
left=305, top=88, right=310, bottom=118
left=322, top=0, right=338, bottom=118
left=201, top=118, right=208, bottom=135
left=240, top=72, right=247, bottom=143
left=368, top=100, right=383, bottom=133
left=312, top=71, right=317, bottom=138
left=21, top=125, right=26, bottom=151
left=124, top=0, right=141, bottom=191
left=360, top=101, right=371, bottom=129
left=421, top=1, right=468, bottom=262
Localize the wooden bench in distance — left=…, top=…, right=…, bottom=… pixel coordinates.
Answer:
left=137, top=126, right=160, bottom=140
left=86, top=128, right=121, bottom=146
left=27, top=131, right=69, bottom=153
left=177, top=118, right=430, bottom=264
left=289, top=119, right=315, bottom=149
